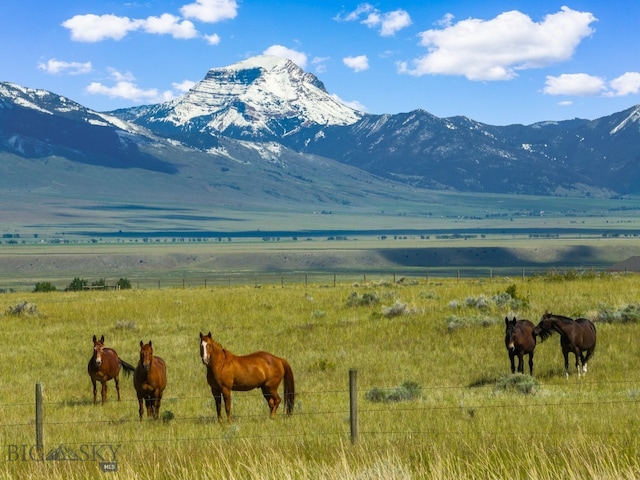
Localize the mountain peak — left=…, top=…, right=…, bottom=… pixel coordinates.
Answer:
left=124, top=55, right=362, bottom=139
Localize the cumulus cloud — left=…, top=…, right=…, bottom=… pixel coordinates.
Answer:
left=204, top=33, right=221, bottom=45
left=331, top=93, right=366, bottom=112
left=343, top=55, right=369, bottom=72
left=38, top=58, right=92, bottom=75
left=172, top=80, right=197, bottom=92
left=180, top=0, right=238, bottom=23
left=543, top=73, right=606, bottom=96
left=544, top=71, right=640, bottom=97
left=62, top=14, right=142, bottom=42
left=263, top=45, right=308, bottom=68
left=143, top=13, right=198, bottom=39
left=607, top=72, right=640, bottom=97
left=336, top=3, right=411, bottom=36
left=86, top=68, right=175, bottom=103
left=398, top=6, right=597, bottom=81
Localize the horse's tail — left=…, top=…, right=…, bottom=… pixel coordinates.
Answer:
left=120, top=359, right=136, bottom=376
left=282, top=360, right=295, bottom=416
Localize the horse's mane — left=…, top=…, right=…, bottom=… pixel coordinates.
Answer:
left=537, top=313, right=575, bottom=342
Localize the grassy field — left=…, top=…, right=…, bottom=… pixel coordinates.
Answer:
left=1, top=272, right=640, bottom=478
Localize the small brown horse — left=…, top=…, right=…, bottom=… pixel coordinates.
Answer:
left=534, top=311, right=597, bottom=377
left=87, top=335, right=135, bottom=405
left=504, top=317, right=536, bottom=375
left=199, top=332, right=295, bottom=423
left=133, top=341, right=167, bottom=419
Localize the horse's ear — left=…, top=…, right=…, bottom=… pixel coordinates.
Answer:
left=512, top=316, right=517, bottom=322
left=207, top=331, right=211, bottom=337
left=504, top=317, right=509, bottom=324
left=93, top=335, right=97, bottom=343
left=100, top=335, right=105, bottom=343
left=199, top=332, right=204, bottom=340
left=140, top=340, right=144, bottom=348
left=149, top=340, right=153, bottom=347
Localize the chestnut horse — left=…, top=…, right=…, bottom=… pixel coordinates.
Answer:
left=199, top=332, right=295, bottom=423
left=504, top=317, right=536, bottom=375
left=87, top=335, right=135, bottom=405
left=133, top=341, right=167, bottom=419
left=534, top=311, right=596, bottom=377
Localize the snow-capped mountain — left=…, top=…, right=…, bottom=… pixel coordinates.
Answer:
left=114, top=55, right=362, bottom=143
left=2, top=54, right=640, bottom=198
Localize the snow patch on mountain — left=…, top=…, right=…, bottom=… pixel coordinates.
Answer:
left=142, top=55, right=362, bottom=136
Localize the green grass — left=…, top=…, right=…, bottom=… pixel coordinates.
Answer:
left=2, top=274, right=640, bottom=478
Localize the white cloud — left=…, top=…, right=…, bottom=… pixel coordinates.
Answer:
left=607, top=72, right=640, bottom=97
left=543, top=73, right=606, bottom=96
left=62, top=14, right=142, bottom=42
left=86, top=68, right=176, bottom=103
left=331, top=93, right=366, bottom=112
left=181, top=0, right=238, bottom=23
left=172, top=80, right=197, bottom=92
left=337, top=4, right=411, bottom=36
left=143, top=14, right=198, bottom=39
left=38, top=59, right=92, bottom=75
left=545, top=71, right=640, bottom=97
left=204, top=33, right=221, bottom=45
left=263, top=45, right=308, bottom=69
left=399, top=7, right=596, bottom=81
left=343, top=55, right=369, bottom=72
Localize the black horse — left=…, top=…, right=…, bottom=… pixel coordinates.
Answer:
left=534, top=311, right=596, bottom=377
left=504, top=317, right=536, bottom=375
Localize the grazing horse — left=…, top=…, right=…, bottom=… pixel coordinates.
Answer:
left=87, top=335, right=135, bottom=405
left=133, top=341, right=167, bottom=419
left=534, top=311, right=596, bottom=377
left=199, top=332, right=295, bottom=423
left=504, top=317, right=536, bottom=375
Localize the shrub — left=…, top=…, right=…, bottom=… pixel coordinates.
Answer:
left=596, top=303, right=640, bottom=324
left=66, top=277, right=87, bottom=291
left=382, top=301, right=407, bottom=318
left=6, top=301, right=39, bottom=316
left=33, top=282, right=56, bottom=293
left=495, top=374, right=539, bottom=395
left=116, top=278, right=132, bottom=289
left=365, top=381, right=423, bottom=403
left=346, top=291, right=379, bottom=307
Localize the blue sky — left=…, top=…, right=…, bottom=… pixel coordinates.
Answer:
left=2, top=0, right=639, bottom=125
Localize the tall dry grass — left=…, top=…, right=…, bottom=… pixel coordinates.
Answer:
left=1, top=273, right=640, bottom=478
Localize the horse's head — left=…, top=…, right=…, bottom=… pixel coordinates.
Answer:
left=504, top=317, right=517, bottom=351
left=139, top=341, right=154, bottom=371
left=533, top=310, right=555, bottom=341
left=92, top=334, right=106, bottom=366
left=200, top=332, right=213, bottom=366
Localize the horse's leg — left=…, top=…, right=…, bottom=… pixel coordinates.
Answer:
left=115, top=375, right=121, bottom=401
left=261, top=386, right=281, bottom=419
left=146, top=397, right=153, bottom=418
left=516, top=352, right=524, bottom=374
left=137, top=397, right=144, bottom=420
left=221, top=387, right=233, bottom=423
left=154, top=392, right=162, bottom=419
left=528, top=351, right=534, bottom=376
left=92, top=378, right=98, bottom=405
left=562, top=349, right=570, bottom=378
left=509, top=352, right=516, bottom=374
left=101, top=380, right=108, bottom=405
left=210, top=387, right=223, bottom=422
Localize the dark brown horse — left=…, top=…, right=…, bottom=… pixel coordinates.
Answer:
left=504, top=317, right=536, bottom=375
left=534, top=311, right=596, bottom=377
left=87, top=335, right=135, bottom=405
left=133, top=340, right=167, bottom=419
left=199, top=332, right=295, bottom=423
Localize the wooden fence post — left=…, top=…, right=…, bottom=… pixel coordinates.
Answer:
left=349, top=369, right=358, bottom=445
left=35, top=382, right=44, bottom=457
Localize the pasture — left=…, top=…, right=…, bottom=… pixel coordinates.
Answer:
left=2, top=273, right=640, bottom=478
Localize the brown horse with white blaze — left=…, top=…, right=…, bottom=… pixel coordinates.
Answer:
left=133, top=340, right=167, bottom=419
left=199, top=332, right=295, bottom=423
left=88, top=335, right=135, bottom=405
left=504, top=317, right=536, bottom=375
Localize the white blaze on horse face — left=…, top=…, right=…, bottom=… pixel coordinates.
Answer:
left=201, top=340, right=210, bottom=365
left=95, top=345, right=102, bottom=366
